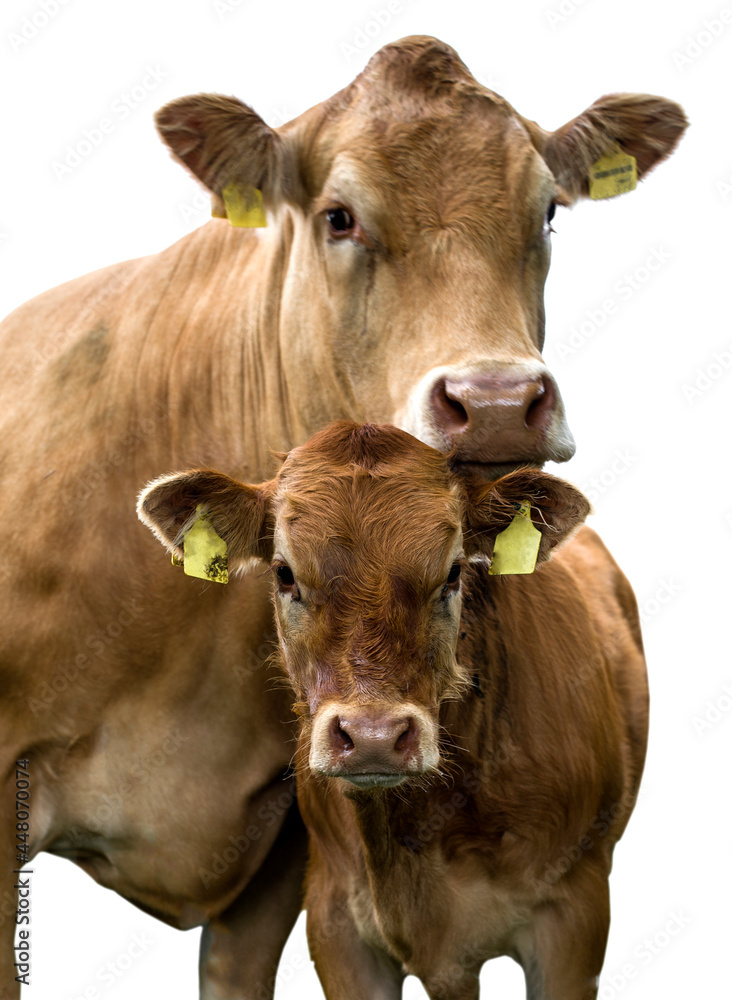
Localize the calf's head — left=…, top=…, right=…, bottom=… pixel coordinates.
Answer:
left=156, top=35, right=686, bottom=475
left=139, top=423, right=590, bottom=789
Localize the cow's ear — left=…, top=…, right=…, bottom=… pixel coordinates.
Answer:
left=137, top=469, right=273, bottom=570
left=540, top=93, right=688, bottom=203
left=155, top=94, right=283, bottom=215
left=464, top=469, right=590, bottom=565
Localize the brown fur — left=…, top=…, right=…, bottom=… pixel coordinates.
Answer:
left=141, top=422, right=646, bottom=999
left=1, top=35, right=675, bottom=999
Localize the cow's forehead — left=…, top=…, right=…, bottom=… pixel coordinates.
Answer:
left=303, top=85, right=554, bottom=253
left=350, top=35, right=512, bottom=118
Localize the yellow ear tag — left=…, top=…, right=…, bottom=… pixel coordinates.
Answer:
left=589, top=143, right=637, bottom=200
left=488, top=501, right=541, bottom=576
left=182, top=506, right=228, bottom=584
left=221, top=182, right=267, bottom=227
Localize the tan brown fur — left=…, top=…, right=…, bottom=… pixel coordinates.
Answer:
left=533, top=92, right=688, bottom=201
left=1, top=35, right=676, bottom=999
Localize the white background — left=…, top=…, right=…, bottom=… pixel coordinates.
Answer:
left=1, top=0, right=729, bottom=997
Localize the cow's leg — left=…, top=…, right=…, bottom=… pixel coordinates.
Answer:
left=306, top=895, right=403, bottom=1000
left=199, top=803, right=307, bottom=1000
left=0, top=821, right=21, bottom=1000
left=515, top=877, right=610, bottom=1000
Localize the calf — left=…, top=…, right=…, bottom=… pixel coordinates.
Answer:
left=139, top=422, right=648, bottom=1000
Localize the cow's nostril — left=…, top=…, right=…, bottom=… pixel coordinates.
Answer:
left=524, top=376, right=556, bottom=432
left=431, top=378, right=469, bottom=433
left=524, top=385, right=545, bottom=428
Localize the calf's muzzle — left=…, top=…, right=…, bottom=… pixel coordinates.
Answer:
left=310, top=704, right=438, bottom=789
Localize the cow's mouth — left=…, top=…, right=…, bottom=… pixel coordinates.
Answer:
left=331, top=772, right=408, bottom=790
left=450, top=458, right=543, bottom=481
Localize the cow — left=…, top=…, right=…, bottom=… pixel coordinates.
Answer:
left=0, top=35, right=681, bottom=999
left=139, top=420, right=647, bottom=1000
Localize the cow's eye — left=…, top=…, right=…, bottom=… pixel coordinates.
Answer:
left=442, top=562, right=462, bottom=597
left=326, top=207, right=356, bottom=236
left=275, top=564, right=300, bottom=601
left=545, top=201, right=557, bottom=235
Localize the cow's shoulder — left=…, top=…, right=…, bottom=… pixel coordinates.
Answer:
left=0, top=220, right=253, bottom=370
left=0, top=220, right=260, bottom=428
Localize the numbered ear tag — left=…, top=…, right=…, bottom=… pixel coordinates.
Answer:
left=221, top=182, right=267, bottom=227
left=488, top=501, right=541, bottom=576
left=589, top=143, right=637, bottom=200
left=182, top=506, right=228, bottom=584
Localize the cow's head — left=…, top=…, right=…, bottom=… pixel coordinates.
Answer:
left=155, top=36, right=686, bottom=477
left=138, top=422, right=590, bottom=790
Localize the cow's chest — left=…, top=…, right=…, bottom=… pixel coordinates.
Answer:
left=34, top=670, right=296, bottom=927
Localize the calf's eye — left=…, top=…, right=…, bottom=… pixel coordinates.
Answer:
left=442, top=562, right=462, bottom=598
left=274, top=564, right=300, bottom=601
left=326, top=207, right=356, bottom=236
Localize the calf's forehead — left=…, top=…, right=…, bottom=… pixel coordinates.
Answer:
left=271, top=466, right=464, bottom=584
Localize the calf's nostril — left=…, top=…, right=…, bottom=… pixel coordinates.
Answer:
left=331, top=717, right=355, bottom=752
left=394, top=719, right=413, bottom=752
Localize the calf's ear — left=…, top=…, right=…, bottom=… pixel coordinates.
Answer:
left=464, top=469, right=590, bottom=565
left=532, top=93, right=687, bottom=203
left=155, top=94, right=289, bottom=219
left=137, top=469, right=272, bottom=570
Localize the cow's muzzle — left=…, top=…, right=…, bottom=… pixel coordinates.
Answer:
left=402, top=361, right=576, bottom=475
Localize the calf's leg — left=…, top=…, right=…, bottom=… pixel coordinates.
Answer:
left=307, top=895, right=403, bottom=1000
left=422, top=969, right=481, bottom=1000
left=515, top=876, right=610, bottom=1000
left=199, top=802, right=308, bottom=1000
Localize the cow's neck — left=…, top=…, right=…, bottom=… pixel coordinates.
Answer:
left=155, top=222, right=291, bottom=477
left=132, top=216, right=349, bottom=481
